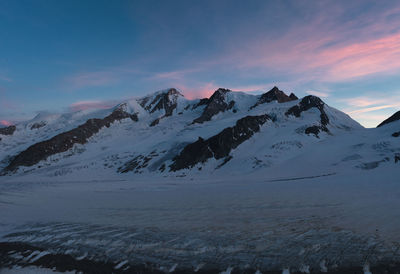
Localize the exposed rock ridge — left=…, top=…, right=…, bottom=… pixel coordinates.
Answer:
left=138, top=88, right=183, bottom=127
left=250, top=86, right=297, bottom=109
left=377, top=111, right=400, bottom=128
left=289, top=93, right=298, bottom=100
left=285, top=95, right=329, bottom=137
left=0, top=125, right=16, bottom=136
left=170, top=114, right=271, bottom=171
left=191, top=98, right=209, bottom=110
left=4, top=107, right=138, bottom=172
left=30, top=122, right=46, bottom=130
left=192, top=88, right=235, bottom=124
left=139, top=88, right=182, bottom=116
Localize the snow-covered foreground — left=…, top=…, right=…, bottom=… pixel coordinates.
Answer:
left=1, top=168, right=400, bottom=273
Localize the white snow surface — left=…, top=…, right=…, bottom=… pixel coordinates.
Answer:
left=0, top=88, right=399, bottom=272
left=0, top=88, right=378, bottom=180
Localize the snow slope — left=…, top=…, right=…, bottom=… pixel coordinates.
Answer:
left=2, top=86, right=390, bottom=181
left=0, top=87, right=400, bottom=273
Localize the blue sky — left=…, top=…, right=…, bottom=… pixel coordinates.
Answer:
left=1, top=0, right=400, bottom=127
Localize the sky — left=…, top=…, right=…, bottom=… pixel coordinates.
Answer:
left=1, top=0, right=400, bottom=128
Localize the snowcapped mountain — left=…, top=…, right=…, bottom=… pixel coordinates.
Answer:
left=0, top=87, right=399, bottom=180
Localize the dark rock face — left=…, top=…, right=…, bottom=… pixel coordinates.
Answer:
left=118, top=151, right=159, bottom=173
left=30, top=121, right=46, bottom=130
left=192, top=88, right=235, bottom=124
left=250, top=87, right=297, bottom=109
left=118, top=155, right=151, bottom=173
left=191, top=98, right=210, bottom=110
left=286, top=95, right=329, bottom=136
left=139, top=88, right=182, bottom=126
left=170, top=114, right=270, bottom=171
left=149, top=118, right=160, bottom=127
left=139, top=88, right=181, bottom=117
left=289, top=93, right=298, bottom=100
left=305, top=125, right=323, bottom=137
left=395, top=153, right=400, bottom=163
left=0, top=125, right=16, bottom=136
left=4, top=107, right=138, bottom=172
left=377, top=111, right=400, bottom=127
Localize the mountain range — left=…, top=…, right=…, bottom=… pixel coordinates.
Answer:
left=0, top=87, right=399, bottom=179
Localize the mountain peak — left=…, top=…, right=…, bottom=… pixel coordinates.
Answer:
left=262, top=86, right=294, bottom=103
left=250, top=86, right=296, bottom=109
left=192, top=88, right=235, bottom=124
left=215, top=87, right=231, bottom=93
left=138, top=88, right=183, bottom=117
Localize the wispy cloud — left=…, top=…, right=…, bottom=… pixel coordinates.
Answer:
left=339, top=92, right=400, bottom=127
left=211, top=3, right=400, bottom=84
left=348, top=105, right=399, bottom=115
left=338, top=96, right=395, bottom=108
left=149, top=68, right=200, bottom=81
left=348, top=112, right=391, bottom=128
left=320, top=33, right=400, bottom=81
left=69, top=100, right=117, bottom=111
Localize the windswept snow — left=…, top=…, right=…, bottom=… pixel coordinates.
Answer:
left=1, top=166, right=400, bottom=272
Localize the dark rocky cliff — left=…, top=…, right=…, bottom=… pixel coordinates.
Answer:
left=170, top=114, right=270, bottom=171
left=4, top=107, right=138, bottom=172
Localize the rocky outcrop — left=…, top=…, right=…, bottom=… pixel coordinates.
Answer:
left=286, top=95, right=329, bottom=136
left=170, top=114, right=270, bottom=171
left=192, top=88, right=235, bottom=124
left=393, top=132, right=400, bottom=137
left=139, top=88, right=183, bottom=127
left=250, top=87, right=297, bottom=109
left=139, top=88, right=182, bottom=117
left=149, top=118, right=161, bottom=127
left=191, top=98, right=209, bottom=110
left=395, top=153, right=400, bottom=163
left=30, top=121, right=46, bottom=130
left=4, top=107, right=138, bottom=172
left=377, top=111, right=400, bottom=128
left=0, top=125, right=16, bottom=136
left=118, top=151, right=159, bottom=173
left=289, top=93, right=298, bottom=100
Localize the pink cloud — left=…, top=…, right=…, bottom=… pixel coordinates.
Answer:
left=318, top=33, right=400, bottom=80
left=210, top=4, right=400, bottom=83
left=177, top=82, right=218, bottom=99
left=348, top=105, right=400, bottom=115
left=230, top=31, right=400, bottom=82
left=69, top=100, right=116, bottom=111
left=339, top=96, right=395, bottom=108
left=0, top=120, right=12, bottom=126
